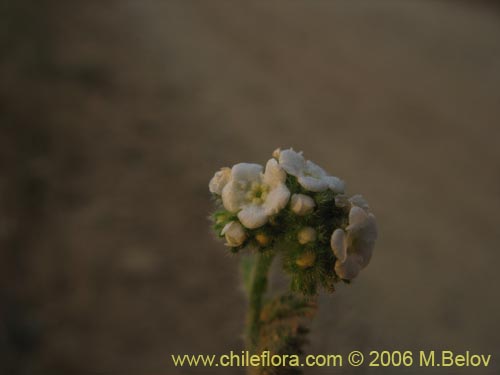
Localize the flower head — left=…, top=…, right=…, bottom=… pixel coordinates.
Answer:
left=221, top=159, right=290, bottom=229
left=209, top=148, right=378, bottom=295
left=330, top=204, right=377, bottom=280
left=278, top=149, right=344, bottom=193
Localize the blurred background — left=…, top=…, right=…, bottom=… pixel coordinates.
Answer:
left=1, top=1, right=500, bottom=374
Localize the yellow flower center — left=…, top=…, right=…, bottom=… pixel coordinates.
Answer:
left=246, top=182, right=269, bottom=205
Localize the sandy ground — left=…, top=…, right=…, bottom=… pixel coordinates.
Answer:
left=1, top=1, right=500, bottom=374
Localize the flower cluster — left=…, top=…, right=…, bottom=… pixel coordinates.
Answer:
left=209, top=148, right=377, bottom=295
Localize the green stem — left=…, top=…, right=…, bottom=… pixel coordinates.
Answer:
left=245, top=251, right=275, bottom=354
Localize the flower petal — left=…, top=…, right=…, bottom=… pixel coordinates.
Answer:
left=305, top=160, right=327, bottom=178
left=330, top=228, right=347, bottom=263
left=221, top=181, right=246, bottom=213
left=334, top=254, right=363, bottom=280
left=209, top=167, right=231, bottom=195
left=346, top=206, right=369, bottom=232
left=297, top=175, right=328, bottom=192
left=325, top=175, right=345, bottom=194
left=237, top=205, right=269, bottom=229
left=231, top=163, right=263, bottom=182
left=262, top=158, right=286, bottom=186
left=279, top=149, right=305, bottom=176
left=263, top=184, right=290, bottom=215
left=359, top=213, right=378, bottom=242
left=352, top=238, right=375, bottom=268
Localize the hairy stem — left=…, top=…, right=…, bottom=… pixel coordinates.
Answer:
left=245, top=251, right=275, bottom=354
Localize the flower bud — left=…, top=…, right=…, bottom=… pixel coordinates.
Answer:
left=272, top=148, right=281, bottom=159
left=290, top=194, right=315, bottom=216
left=296, top=251, right=316, bottom=268
left=221, top=221, right=247, bottom=247
left=255, top=233, right=271, bottom=247
left=330, top=228, right=347, bottom=263
left=297, top=227, right=317, bottom=245
left=334, top=194, right=350, bottom=209
left=209, top=167, right=231, bottom=195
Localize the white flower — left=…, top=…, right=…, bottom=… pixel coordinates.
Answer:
left=278, top=149, right=345, bottom=193
left=297, top=227, right=317, bottom=245
left=290, top=193, right=315, bottom=216
left=209, top=167, right=231, bottom=195
left=330, top=205, right=377, bottom=280
left=221, top=221, right=247, bottom=247
left=221, top=159, right=290, bottom=229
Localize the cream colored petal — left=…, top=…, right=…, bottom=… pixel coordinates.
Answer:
left=305, top=160, right=327, bottom=178
left=330, top=228, right=347, bottom=263
left=347, top=213, right=377, bottom=269
left=279, top=149, right=305, bottom=176
left=220, top=221, right=232, bottom=235
left=325, top=176, right=345, bottom=194
left=221, top=181, right=246, bottom=213
left=360, top=214, right=378, bottom=242
left=334, top=254, right=362, bottom=280
left=262, top=158, right=286, bottom=186
left=237, top=205, right=269, bottom=229
left=352, top=238, right=375, bottom=269
left=209, top=167, right=231, bottom=195
left=263, top=184, right=290, bottom=215
left=297, top=175, right=328, bottom=192
left=231, top=163, right=263, bottom=182
left=346, top=206, right=369, bottom=232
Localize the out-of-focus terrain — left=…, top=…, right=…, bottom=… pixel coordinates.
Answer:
left=1, top=1, right=500, bottom=374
